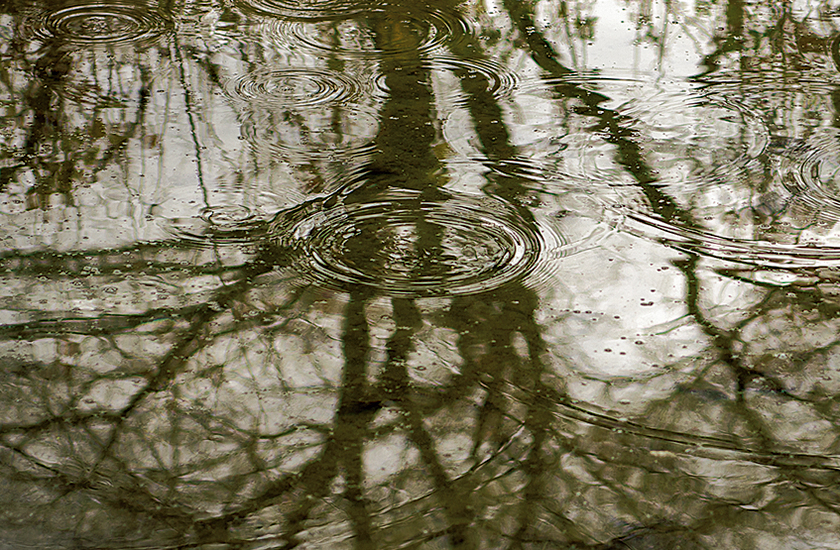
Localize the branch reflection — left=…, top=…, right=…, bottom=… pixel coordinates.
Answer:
left=3, top=0, right=840, bottom=549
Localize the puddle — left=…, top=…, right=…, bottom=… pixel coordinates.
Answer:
left=4, top=0, right=840, bottom=548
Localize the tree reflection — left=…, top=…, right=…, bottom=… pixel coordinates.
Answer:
left=5, top=0, right=840, bottom=548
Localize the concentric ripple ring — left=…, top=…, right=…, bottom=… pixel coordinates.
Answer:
left=270, top=192, right=545, bottom=297
left=226, top=68, right=364, bottom=108
left=165, top=206, right=268, bottom=248
left=41, top=4, right=172, bottom=45
left=265, top=5, right=473, bottom=58
left=236, top=0, right=372, bottom=20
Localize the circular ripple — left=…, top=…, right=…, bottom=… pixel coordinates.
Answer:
left=239, top=103, right=379, bottom=165
left=446, top=76, right=769, bottom=191
left=265, top=5, right=473, bottom=58
left=165, top=206, right=268, bottom=248
left=269, top=191, right=554, bottom=296
left=373, top=56, right=519, bottom=106
left=830, top=33, right=840, bottom=72
left=199, top=205, right=257, bottom=226
left=511, top=75, right=840, bottom=268
left=596, top=87, right=768, bottom=189
left=612, top=129, right=840, bottom=268
left=619, top=210, right=840, bottom=268
left=35, top=51, right=129, bottom=107
left=236, top=0, right=371, bottom=20
left=226, top=68, right=363, bottom=108
left=502, top=76, right=840, bottom=269
left=437, top=57, right=519, bottom=103
left=39, top=4, right=171, bottom=45
left=780, top=134, right=840, bottom=223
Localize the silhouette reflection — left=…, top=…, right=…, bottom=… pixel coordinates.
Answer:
left=4, top=0, right=840, bottom=549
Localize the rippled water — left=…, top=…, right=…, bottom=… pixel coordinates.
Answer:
left=4, top=0, right=840, bottom=548
left=39, top=3, right=172, bottom=45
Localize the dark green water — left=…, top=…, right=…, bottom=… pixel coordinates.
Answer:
left=3, top=0, right=840, bottom=547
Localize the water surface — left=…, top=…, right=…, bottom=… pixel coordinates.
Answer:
left=3, top=0, right=840, bottom=548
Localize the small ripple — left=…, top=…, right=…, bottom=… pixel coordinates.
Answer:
left=699, top=67, right=840, bottom=115
left=164, top=206, right=269, bottom=248
left=373, top=56, right=519, bottom=106
left=612, top=89, right=768, bottom=189
left=267, top=190, right=570, bottom=297
left=36, top=3, right=172, bottom=46
left=522, top=75, right=840, bottom=268
left=523, top=211, right=616, bottom=292
left=236, top=0, right=371, bottom=20
left=514, top=72, right=645, bottom=95
left=225, top=68, right=364, bottom=108
left=621, top=210, right=840, bottom=268
left=502, top=76, right=840, bottom=269
left=616, top=129, right=840, bottom=268
left=555, top=398, right=840, bottom=471
left=37, top=51, right=129, bottom=107
left=271, top=136, right=379, bottom=166
left=241, top=107, right=379, bottom=163
left=52, top=82, right=126, bottom=108
left=831, top=33, right=840, bottom=72
left=780, top=133, right=840, bottom=223
left=449, top=76, right=768, bottom=192
left=442, top=107, right=572, bottom=186
left=264, top=4, right=473, bottom=58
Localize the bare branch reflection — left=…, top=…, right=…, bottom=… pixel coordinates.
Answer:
left=5, top=0, right=840, bottom=549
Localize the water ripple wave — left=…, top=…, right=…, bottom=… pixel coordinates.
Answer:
left=36, top=3, right=172, bottom=45
left=262, top=4, right=474, bottom=58
left=267, top=190, right=568, bottom=297
left=225, top=68, right=365, bottom=108
left=500, top=74, right=840, bottom=269
left=164, top=206, right=269, bottom=248
left=372, top=56, right=520, bottom=106
left=614, top=117, right=840, bottom=268
left=236, top=0, right=372, bottom=20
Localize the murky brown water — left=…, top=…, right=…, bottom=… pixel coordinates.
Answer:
left=3, top=0, right=840, bottom=548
